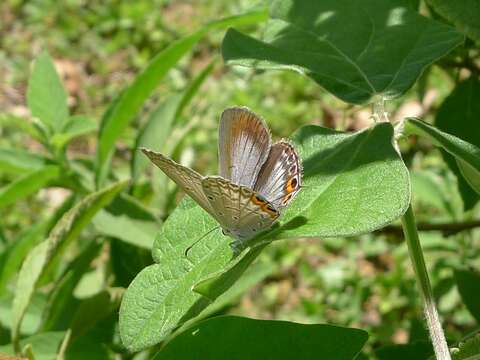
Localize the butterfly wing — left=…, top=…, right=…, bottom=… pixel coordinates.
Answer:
left=219, top=107, right=272, bottom=189
left=254, top=141, right=302, bottom=210
left=202, top=176, right=279, bottom=244
left=141, top=148, right=215, bottom=216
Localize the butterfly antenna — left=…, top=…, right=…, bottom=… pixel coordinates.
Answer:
left=184, top=226, right=220, bottom=258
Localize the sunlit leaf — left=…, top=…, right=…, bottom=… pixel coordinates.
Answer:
left=27, top=52, right=69, bottom=133
left=0, top=166, right=60, bottom=209
left=222, top=0, right=463, bottom=104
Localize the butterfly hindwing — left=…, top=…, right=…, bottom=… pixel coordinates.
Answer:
left=219, top=107, right=272, bottom=189
left=202, top=176, right=279, bottom=243
left=254, top=141, right=302, bottom=210
left=141, top=148, right=215, bottom=217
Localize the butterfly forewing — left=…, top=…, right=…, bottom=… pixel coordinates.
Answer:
left=202, top=177, right=279, bottom=243
left=254, top=141, right=302, bottom=210
left=219, top=107, right=272, bottom=189
left=141, top=148, right=215, bottom=217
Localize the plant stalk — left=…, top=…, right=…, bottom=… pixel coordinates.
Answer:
left=401, top=204, right=451, bottom=360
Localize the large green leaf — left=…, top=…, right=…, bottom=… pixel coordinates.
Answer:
left=0, top=166, right=61, bottom=209
left=455, top=269, right=480, bottom=323
left=404, top=117, right=480, bottom=203
left=119, top=200, right=234, bottom=351
left=27, top=52, right=69, bottom=133
left=96, top=10, right=268, bottom=187
left=222, top=0, right=463, bottom=104
left=0, top=148, right=48, bottom=175
left=434, top=77, right=480, bottom=209
left=120, top=122, right=409, bottom=351
left=426, top=0, right=480, bottom=42
left=154, top=316, right=368, bottom=360
left=11, top=181, right=127, bottom=349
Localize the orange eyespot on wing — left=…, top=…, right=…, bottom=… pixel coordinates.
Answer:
left=286, top=176, right=299, bottom=194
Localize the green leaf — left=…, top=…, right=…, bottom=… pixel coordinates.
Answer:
left=40, top=241, right=103, bottom=332
left=222, top=0, right=464, bottom=104
left=426, top=0, right=480, bottom=42
left=50, top=115, right=97, bottom=150
left=132, top=62, right=215, bottom=180
left=435, top=77, right=480, bottom=208
left=452, top=334, right=480, bottom=360
left=454, top=269, right=480, bottom=323
left=27, top=52, right=69, bottom=133
left=0, top=222, right=48, bottom=295
left=0, top=148, right=48, bottom=175
left=0, top=331, right=65, bottom=360
left=11, top=181, right=127, bottom=349
left=198, top=259, right=276, bottom=320
left=0, top=194, right=76, bottom=295
left=120, top=122, right=409, bottom=351
left=271, top=122, right=410, bottom=241
left=96, top=10, right=268, bottom=187
left=0, top=166, right=61, bottom=209
left=193, top=244, right=267, bottom=301
left=405, top=117, right=480, bottom=201
left=154, top=316, right=368, bottom=360
left=93, top=193, right=159, bottom=249
left=375, top=341, right=433, bottom=360
left=92, top=210, right=157, bottom=249
left=132, top=95, right=182, bottom=180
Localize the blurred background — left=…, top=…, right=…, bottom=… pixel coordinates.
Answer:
left=0, top=0, right=479, bottom=357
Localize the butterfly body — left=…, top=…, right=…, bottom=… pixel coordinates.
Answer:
left=142, top=107, right=301, bottom=247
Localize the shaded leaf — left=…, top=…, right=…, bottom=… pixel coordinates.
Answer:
left=11, top=181, right=127, bottom=348
left=455, top=269, right=480, bottom=323
left=405, top=117, right=480, bottom=206
left=0, top=166, right=61, bottom=209
left=376, top=341, right=433, bottom=360
left=434, top=77, right=480, bottom=208
left=452, top=334, right=480, bottom=360
left=96, top=10, right=268, bottom=187
left=27, top=52, right=69, bottom=133
left=0, top=194, right=77, bottom=294
left=426, top=0, right=480, bottom=42
left=40, top=241, right=103, bottom=331
left=222, top=0, right=463, bottom=104
left=193, top=244, right=267, bottom=301
left=154, top=316, right=368, bottom=360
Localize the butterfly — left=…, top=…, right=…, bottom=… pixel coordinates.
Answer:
left=142, top=106, right=302, bottom=248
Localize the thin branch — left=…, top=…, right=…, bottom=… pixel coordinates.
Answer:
left=379, top=219, right=480, bottom=236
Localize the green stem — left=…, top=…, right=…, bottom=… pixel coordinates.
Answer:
left=401, top=204, right=451, bottom=360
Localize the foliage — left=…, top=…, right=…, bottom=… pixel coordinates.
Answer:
left=1, top=0, right=480, bottom=359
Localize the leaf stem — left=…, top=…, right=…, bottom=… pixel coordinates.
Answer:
left=401, top=204, right=451, bottom=360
